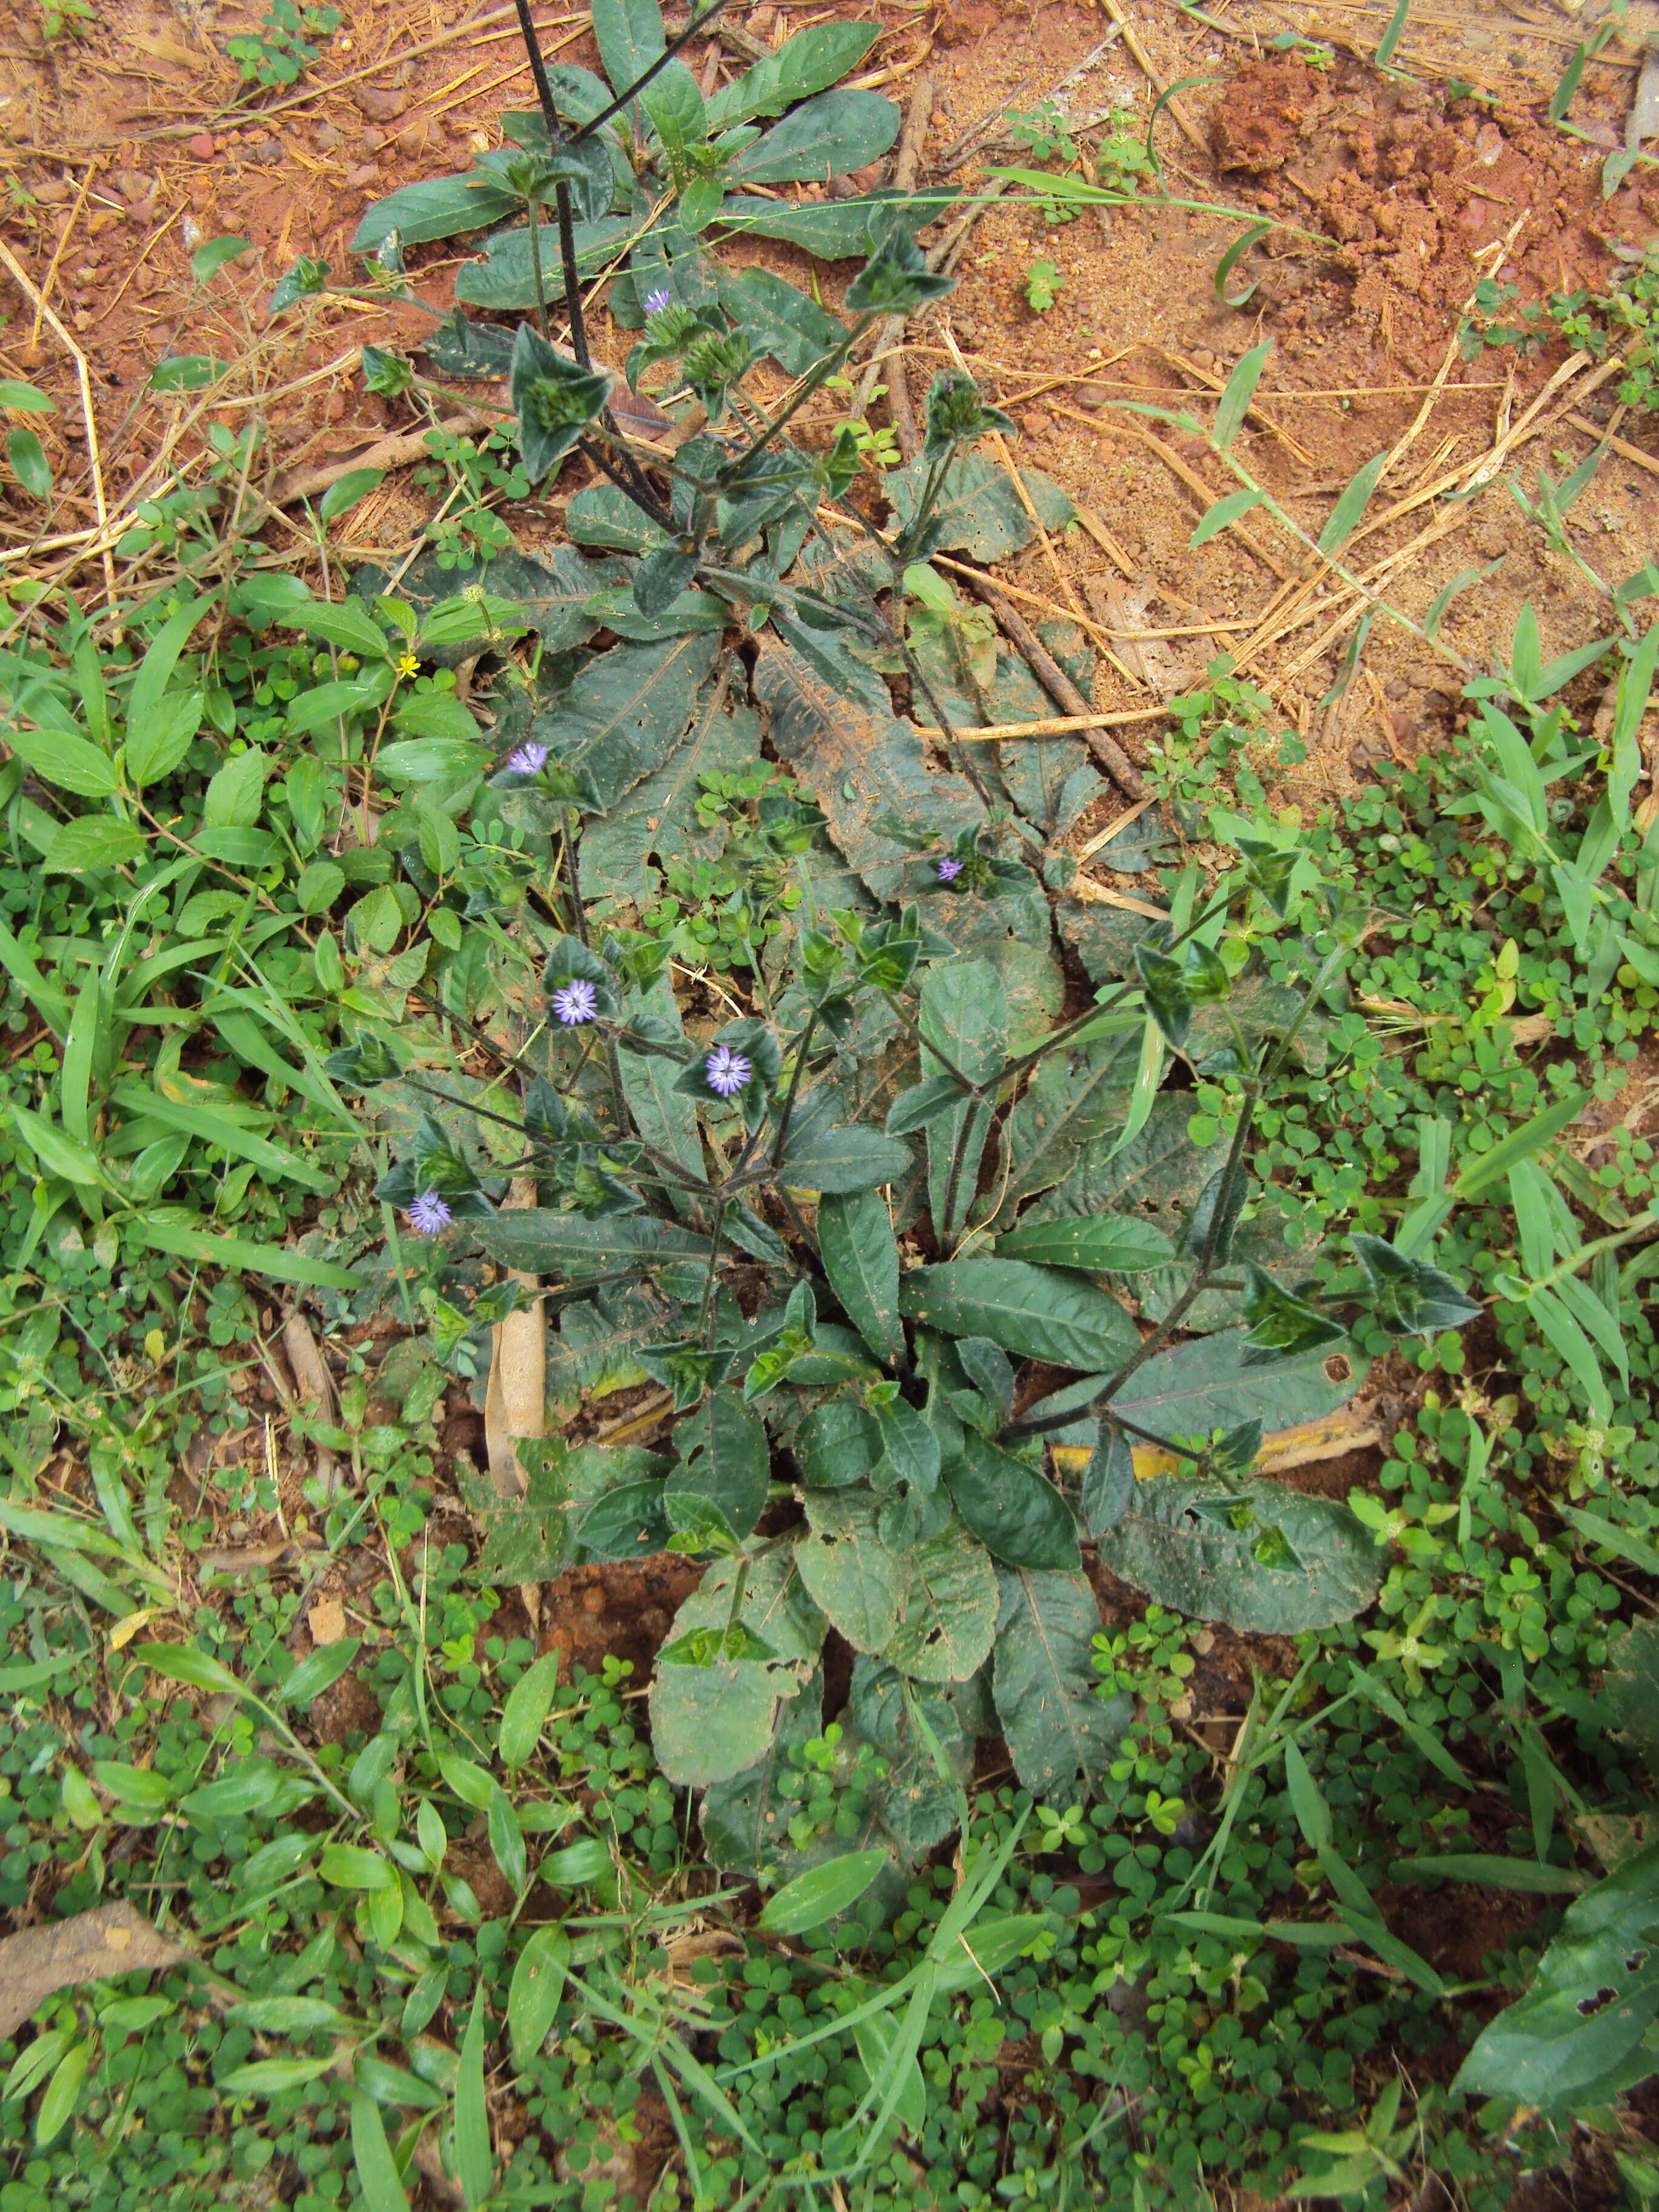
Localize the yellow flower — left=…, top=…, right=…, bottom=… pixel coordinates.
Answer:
left=396, top=652, right=419, bottom=678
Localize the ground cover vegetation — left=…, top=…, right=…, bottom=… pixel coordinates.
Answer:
left=2, top=1, right=1659, bottom=2206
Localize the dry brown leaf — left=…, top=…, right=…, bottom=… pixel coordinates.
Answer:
left=0, top=1905, right=187, bottom=2040
left=485, top=1176, right=545, bottom=1501
left=1051, top=1407, right=1381, bottom=1484
left=307, top=1597, right=348, bottom=1646
left=282, top=1312, right=337, bottom=1418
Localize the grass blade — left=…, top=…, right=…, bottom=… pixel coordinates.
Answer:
left=1214, top=221, right=1270, bottom=306
left=455, top=1986, right=493, bottom=2210
left=351, top=2093, right=412, bottom=2212
left=1190, top=487, right=1267, bottom=546
left=126, top=1215, right=366, bottom=1292
left=1375, top=0, right=1410, bottom=66
left=1213, top=339, right=1273, bottom=451
left=1316, top=452, right=1389, bottom=557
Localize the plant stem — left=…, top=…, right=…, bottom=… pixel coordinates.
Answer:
left=936, top=1094, right=985, bottom=1259
left=526, top=194, right=550, bottom=340
left=697, top=1201, right=728, bottom=1344
left=879, top=990, right=979, bottom=1095
left=770, top=1007, right=818, bottom=1169
left=723, top=313, right=880, bottom=479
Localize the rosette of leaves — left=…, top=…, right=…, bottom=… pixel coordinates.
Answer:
left=358, top=803, right=1489, bottom=1888
left=347, top=0, right=903, bottom=294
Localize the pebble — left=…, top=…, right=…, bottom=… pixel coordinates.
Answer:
left=1021, top=408, right=1054, bottom=437
left=1188, top=344, right=1216, bottom=372
left=315, top=118, right=344, bottom=150
left=356, top=84, right=406, bottom=122
left=31, top=176, right=70, bottom=203
left=1073, top=380, right=1113, bottom=409
left=188, top=132, right=215, bottom=159
left=346, top=161, right=381, bottom=189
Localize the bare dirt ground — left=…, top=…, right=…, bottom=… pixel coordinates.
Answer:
left=5, top=0, right=1659, bottom=809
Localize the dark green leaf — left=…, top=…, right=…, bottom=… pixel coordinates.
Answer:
left=954, top=1336, right=1013, bottom=1424
left=350, top=173, right=520, bottom=253
left=993, top=1567, right=1132, bottom=1794
left=1097, top=1474, right=1387, bottom=1633
left=454, top=217, right=635, bottom=311
left=731, top=89, right=900, bottom=184
left=591, top=0, right=665, bottom=106
left=1241, top=1264, right=1347, bottom=1364
left=886, top=1517, right=998, bottom=1682
left=572, top=1474, right=672, bottom=1561
left=920, top=957, right=1005, bottom=1244
left=991, top=1028, right=1139, bottom=1212
left=533, top=631, right=721, bottom=812
left=1349, top=1233, right=1482, bottom=1336
left=794, top=1399, right=881, bottom=1489
left=471, top=1210, right=709, bottom=1279
left=717, top=188, right=957, bottom=257
left=886, top=451, right=1073, bottom=563
left=511, top=323, right=614, bottom=483
left=819, top=1189, right=905, bottom=1366
left=671, top=1390, right=769, bottom=1540
left=706, top=22, right=879, bottom=125
left=584, top=701, right=756, bottom=904
left=900, top=1258, right=1141, bottom=1370
left=276, top=1639, right=361, bottom=1709
left=1135, top=942, right=1193, bottom=1048
left=779, top=1122, right=914, bottom=1195
left=947, top=1431, right=1079, bottom=1570
left=755, top=635, right=985, bottom=900
left=796, top=1489, right=904, bottom=1652
left=632, top=546, right=699, bottom=614
left=1081, top=1426, right=1134, bottom=1535
left=1453, top=1839, right=1659, bottom=2111
left=996, top=1216, right=1174, bottom=1273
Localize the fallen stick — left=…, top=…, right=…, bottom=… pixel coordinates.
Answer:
left=270, top=408, right=501, bottom=506
left=966, top=577, right=1149, bottom=800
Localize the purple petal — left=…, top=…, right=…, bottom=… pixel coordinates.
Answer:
left=936, top=856, right=964, bottom=881
left=507, top=743, right=549, bottom=776
left=407, top=1193, right=453, bottom=1235
left=643, top=287, right=672, bottom=315
left=552, top=978, right=598, bottom=1026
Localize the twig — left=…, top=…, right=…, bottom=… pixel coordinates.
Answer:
left=31, top=161, right=99, bottom=348
left=851, top=72, right=936, bottom=452
left=0, top=236, right=115, bottom=609
left=914, top=706, right=1168, bottom=742
left=965, top=578, right=1148, bottom=799
left=270, top=407, right=501, bottom=505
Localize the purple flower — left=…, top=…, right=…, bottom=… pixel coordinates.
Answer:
left=552, top=977, right=598, bottom=1026
left=407, top=1193, right=453, bottom=1236
left=936, top=856, right=964, bottom=882
left=643, top=287, right=672, bottom=315
left=705, top=1045, right=752, bottom=1098
left=506, top=742, right=548, bottom=775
